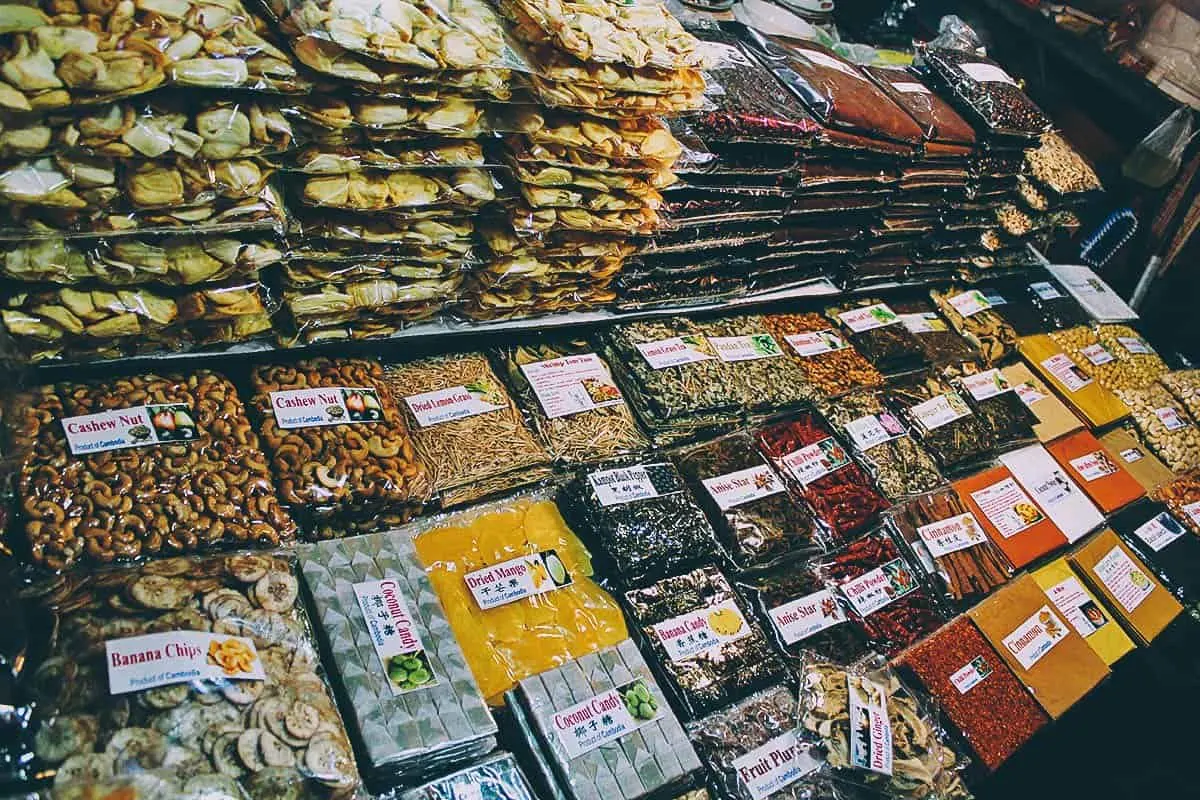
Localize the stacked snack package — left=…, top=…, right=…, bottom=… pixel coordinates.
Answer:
left=0, top=0, right=311, bottom=361
left=482, top=0, right=711, bottom=320
left=264, top=0, right=518, bottom=342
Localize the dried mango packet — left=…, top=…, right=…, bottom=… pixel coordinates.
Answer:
left=411, top=491, right=627, bottom=705
left=623, top=566, right=788, bottom=719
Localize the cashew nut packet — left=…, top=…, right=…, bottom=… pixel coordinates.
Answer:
left=13, top=552, right=362, bottom=799
left=297, top=530, right=497, bottom=790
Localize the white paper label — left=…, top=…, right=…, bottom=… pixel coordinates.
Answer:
left=1069, top=450, right=1121, bottom=482
left=733, top=732, right=823, bottom=800
left=910, top=393, right=972, bottom=432
left=587, top=465, right=659, bottom=506
left=1093, top=546, right=1155, bottom=613
left=802, top=49, right=864, bottom=79
left=652, top=598, right=751, bottom=662
left=1030, top=281, right=1064, bottom=300
left=781, top=437, right=852, bottom=487
left=1015, top=381, right=1049, bottom=406
left=847, top=676, right=893, bottom=776
left=899, top=312, right=947, bottom=334
left=1155, top=406, right=1189, bottom=431
left=917, top=512, right=989, bottom=558
left=1133, top=512, right=1186, bottom=552
left=950, top=656, right=992, bottom=694
left=1119, top=447, right=1145, bottom=463
left=520, top=354, right=624, bottom=419
left=983, top=291, right=1007, bottom=307
left=960, top=62, right=1017, bottom=85
left=702, top=465, right=785, bottom=510
left=785, top=329, right=848, bottom=357
left=1081, top=344, right=1115, bottom=366
left=891, top=81, right=931, bottom=94
left=962, top=369, right=1013, bottom=401
left=1002, top=606, right=1069, bottom=670
left=353, top=579, right=437, bottom=696
left=552, top=678, right=658, bottom=759
left=405, top=384, right=505, bottom=427
left=1045, top=576, right=1109, bottom=638
left=710, top=334, right=784, bottom=363
left=948, top=289, right=992, bottom=318
left=838, top=303, right=900, bottom=333
left=1041, top=354, right=1093, bottom=392
left=63, top=404, right=198, bottom=455
left=106, top=631, right=265, bottom=694
left=271, top=387, right=383, bottom=429
left=464, top=551, right=571, bottom=610
left=1019, top=463, right=1077, bottom=511
left=768, top=589, right=845, bottom=645
left=845, top=412, right=906, bottom=451
left=840, top=558, right=919, bottom=617
left=636, top=336, right=713, bottom=368
left=970, top=477, right=1045, bottom=538
left=1118, top=336, right=1153, bottom=355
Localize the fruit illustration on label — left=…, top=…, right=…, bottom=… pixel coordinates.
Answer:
left=207, top=637, right=256, bottom=675
left=386, top=652, right=434, bottom=691
left=128, top=424, right=151, bottom=441
left=173, top=409, right=195, bottom=430
left=1129, top=570, right=1150, bottom=590
left=345, top=392, right=366, bottom=413
left=326, top=405, right=345, bottom=418
left=1014, top=503, right=1041, bottom=524
left=621, top=680, right=658, bottom=721
left=466, top=380, right=505, bottom=407
left=152, top=410, right=176, bottom=431
left=544, top=553, right=568, bottom=585
left=529, top=558, right=549, bottom=589
left=707, top=607, right=745, bottom=636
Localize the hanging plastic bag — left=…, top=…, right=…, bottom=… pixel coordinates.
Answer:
left=1122, top=107, right=1196, bottom=188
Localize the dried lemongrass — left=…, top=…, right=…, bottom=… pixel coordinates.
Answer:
left=384, top=352, right=552, bottom=506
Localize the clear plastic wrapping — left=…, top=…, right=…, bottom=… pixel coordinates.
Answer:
left=399, top=752, right=538, bottom=800
left=865, top=66, right=977, bottom=146
left=1019, top=334, right=1132, bottom=429
left=383, top=353, right=553, bottom=507
left=930, top=286, right=1019, bottom=365
left=944, top=362, right=1038, bottom=448
left=1112, top=383, right=1200, bottom=473
left=15, top=552, right=360, bottom=799
left=890, top=297, right=978, bottom=365
left=1026, top=131, right=1102, bottom=196
left=249, top=358, right=432, bottom=530
left=510, top=110, right=683, bottom=169
left=695, top=315, right=816, bottom=412
left=1050, top=324, right=1171, bottom=392
left=288, top=97, right=493, bottom=139
left=675, top=432, right=822, bottom=569
left=4, top=371, right=297, bottom=569
left=825, top=299, right=927, bottom=375
left=917, top=47, right=1051, bottom=140
left=1109, top=499, right=1200, bottom=604
left=296, top=531, right=496, bottom=788
left=286, top=139, right=488, bottom=174
left=762, top=312, right=885, bottom=399
left=622, top=565, right=788, bottom=719
left=1162, top=370, right=1200, bottom=420
left=411, top=491, right=628, bottom=705
left=819, top=390, right=944, bottom=501
left=296, top=167, right=497, bottom=210
left=512, top=639, right=704, bottom=800
left=887, top=370, right=995, bottom=472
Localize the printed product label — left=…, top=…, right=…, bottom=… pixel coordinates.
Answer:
left=910, top=393, right=972, bottom=432
left=1021, top=465, right=1076, bottom=511
left=107, top=631, right=265, bottom=694
left=464, top=551, right=571, bottom=610
left=1015, top=381, right=1048, bottom=406
left=781, top=437, right=852, bottom=487
left=405, top=384, right=506, bottom=427
left=917, top=512, right=989, bottom=558
left=1081, top=344, right=1115, bottom=366
left=847, top=676, right=893, bottom=776
left=1030, top=281, right=1064, bottom=300
left=768, top=589, right=845, bottom=645
left=899, top=312, right=948, bottom=334
left=733, top=731, right=823, bottom=800
left=1094, top=546, right=1155, bottom=613
left=785, top=329, right=848, bottom=357
left=840, top=558, right=919, bottom=617
left=587, top=465, right=660, bottom=506
left=520, top=354, right=624, bottom=419
left=960, top=62, right=1017, bottom=85
left=948, top=289, right=992, bottom=318
left=1117, top=336, right=1153, bottom=355
left=271, top=388, right=383, bottom=430
left=63, top=404, right=198, bottom=455
left=950, top=656, right=992, bottom=694
left=702, top=464, right=785, bottom=511
left=1045, top=576, right=1109, bottom=638
left=710, top=334, right=783, bottom=363
left=1119, top=447, right=1145, bottom=463
left=844, top=412, right=906, bottom=452
left=353, top=580, right=437, bottom=696
left=1002, top=606, right=1069, bottom=670
left=983, top=291, right=1007, bottom=307
left=636, top=336, right=714, bottom=368
left=962, top=369, right=1013, bottom=401
left=652, top=598, right=751, bottom=662
left=891, top=81, right=931, bottom=94
left=552, top=678, right=659, bottom=759
left=1041, top=354, right=1093, bottom=392
left=1068, top=450, right=1120, bottom=482
left=970, top=478, right=1045, bottom=538
left=1185, top=501, right=1200, bottom=528
left=1155, top=406, right=1188, bottom=431
left=802, top=49, right=864, bottom=79
left=838, top=303, right=900, bottom=333
left=1133, top=512, right=1186, bottom=552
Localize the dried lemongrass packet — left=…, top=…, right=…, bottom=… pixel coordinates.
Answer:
left=384, top=352, right=553, bottom=507
left=499, top=338, right=649, bottom=464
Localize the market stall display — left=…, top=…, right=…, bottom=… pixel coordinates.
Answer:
left=999, top=444, right=1106, bottom=544
left=953, top=464, right=1068, bottom=570
left=1112, top=383, right=1200, bottom=473
left=1031, top=557, right=1135, bottom=666
left=1047, top=430, right=1146, bottom=513
left=1151, top=472, right=1200, bottom=535
left=1000, top=362, right=1086, bottom=444
left=762, top=312, right=885, bottom=399
left=1099, top=427, right=1177, bottom=493
left=1019, top=334, right=1132, bottom=429
left=887, top=370, right=995, bottom=472
left=1050, top=325, right=1170, bottom=392
left=1108, top=500, right=1200, bottom=604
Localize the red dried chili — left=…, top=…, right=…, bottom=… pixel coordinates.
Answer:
left=757, top=414, right=890, bottom=543
left=812, top=532, right=946, bottom=656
